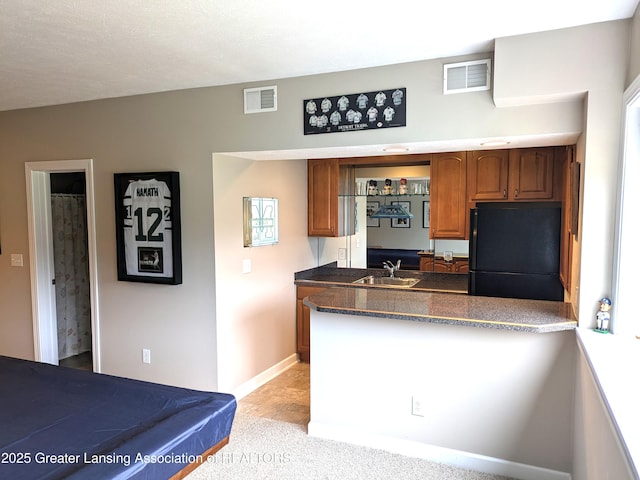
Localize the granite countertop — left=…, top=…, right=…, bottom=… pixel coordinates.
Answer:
left=295, top=265, right=468, bottom=293
left=303, top=287, right=577, bottom=333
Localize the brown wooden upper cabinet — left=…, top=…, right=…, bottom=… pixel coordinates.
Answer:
left=308, top=158, right=338, bottom=236
left=468, top=147, right=556, bottom=202
left=467, top=150, right=509, bottom=201
left=307, top=158, right=355, bottom=237
left=430, top=151, right=468, bottom=239
left=510, top=148, right=555, bottom=200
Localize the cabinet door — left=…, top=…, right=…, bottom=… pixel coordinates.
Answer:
left=559, top=147, right=573, bottom=291
left=433, top=259, right=452, bottom=272
left=296, top=297, right=311, bottom=362
left=296, top=286, right=326, bottom=363
left=510, top=148, right=554, bottom=200
left=453, top=259, right=469, bottom=273
left=308, top=159, right=338, bottom=236
left=468, top=150, right=509, bottom=201
left=419, top=256, right=434, bottom=272
left=430, top=152, right=468, bottom=239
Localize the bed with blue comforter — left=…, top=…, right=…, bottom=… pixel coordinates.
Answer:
left=0, top=355, right=236, bottom=479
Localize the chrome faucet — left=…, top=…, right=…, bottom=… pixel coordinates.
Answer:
left=383, top=260, right=401, bottom=277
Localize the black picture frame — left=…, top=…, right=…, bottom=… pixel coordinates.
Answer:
left=391, top=201, right=411, bottom=228
left=366, top=201, right=380, bottom=227
left=114, top=171, right=182, bottom=284
left=423, top=201, right=430, bottom=228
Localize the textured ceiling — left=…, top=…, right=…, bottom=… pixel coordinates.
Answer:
left=1, top=0, right=638, bottom=113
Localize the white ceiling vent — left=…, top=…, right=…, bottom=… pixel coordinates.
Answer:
left=244, top=85, right=277, bottom=114
left=443, top=59, right=491, bottom=95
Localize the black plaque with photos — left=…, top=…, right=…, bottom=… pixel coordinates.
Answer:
left=303, top=88, right=406, bottom=135
left=114, top=171, right=182, bottom=284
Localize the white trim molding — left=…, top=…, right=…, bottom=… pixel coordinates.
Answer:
left=25, top=159, right=101, bottom=372
left=309, top=421, right=571, bottom=480
left=231, top=353, right=299, bottom=400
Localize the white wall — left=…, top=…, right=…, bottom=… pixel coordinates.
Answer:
left=0, top=19, right=632, bottom=393
left=628, top=4, right=640, bottom=86
left=212, top=155, right=316, bottom=392
left=309, top=310, right=575, bottom=478
left=0, top=95, right=228, bottom=390
left=573, top=348, right=636, bottom=479
left=494, top=20, right=630, bottom=325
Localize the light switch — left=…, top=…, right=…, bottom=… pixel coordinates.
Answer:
left=242, top=258, right=252, bottom=274
left=10, top=254, right=24, bottom=267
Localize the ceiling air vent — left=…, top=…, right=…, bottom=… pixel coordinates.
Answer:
left=443, top=59, right=491, bottom=95
left=244, top=85, right=277, bottom=114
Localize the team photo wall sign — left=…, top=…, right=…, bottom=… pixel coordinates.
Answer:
left=114, top=172, right=182, bottom=285
left=303, top=87, right=406, bottom=135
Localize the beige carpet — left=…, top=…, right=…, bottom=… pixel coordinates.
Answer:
left=185, top=413, right=515, bottom=480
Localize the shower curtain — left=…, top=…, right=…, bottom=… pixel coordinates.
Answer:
left=51, top=194, right=91, bottom=359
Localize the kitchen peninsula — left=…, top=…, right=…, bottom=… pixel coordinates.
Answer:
left=298, top=265, right=577, bottom=479
left=296, top=264, right=576, bottom=334
left=304, top=287, right=575, bottom=333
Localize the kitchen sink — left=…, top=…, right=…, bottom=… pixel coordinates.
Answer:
left=352, top=275, right=420, bottom=288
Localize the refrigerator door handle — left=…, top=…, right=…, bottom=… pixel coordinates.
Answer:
left=469, top=209, right=478, bottom=271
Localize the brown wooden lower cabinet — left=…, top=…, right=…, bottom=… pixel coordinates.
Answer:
left=419, top=253, right=469, bottom=274
left=296, top=285, right=326, bottom=362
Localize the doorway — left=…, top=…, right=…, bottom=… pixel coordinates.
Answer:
left=50, top=172, right=92, bottom=370
left=25, top=160, right=100, bottom=372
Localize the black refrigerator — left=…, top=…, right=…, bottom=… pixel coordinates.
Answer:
left=468, top=202, right=563, bottom=301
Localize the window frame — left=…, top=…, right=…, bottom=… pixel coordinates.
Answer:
left=611, top=74, right=640, bottom=336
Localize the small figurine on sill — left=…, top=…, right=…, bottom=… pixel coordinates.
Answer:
left=595, top=297, right=612, bottom=333
left=399, top=178, right=408, bottom=195
left=383, top=178, right=393, bottom=195
left=368, top=180, right=378, bottom=196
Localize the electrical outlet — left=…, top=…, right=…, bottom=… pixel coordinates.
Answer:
left=142, top=349, right=151, bottom=364
left=338, top=248, right=346, bottom=260
left=412, top=395, right=425, bottom=417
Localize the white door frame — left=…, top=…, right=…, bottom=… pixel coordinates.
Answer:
left=25, top=159, right=101, bottom=372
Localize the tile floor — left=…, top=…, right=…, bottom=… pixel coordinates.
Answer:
left=59, top=351, right=93, bottom=371
left=237, top=361, right=310, bottom=426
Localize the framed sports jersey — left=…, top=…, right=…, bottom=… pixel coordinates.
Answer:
left=114, top=171, right=182, bottom=284
left=303, top=87, right=406, bottom=135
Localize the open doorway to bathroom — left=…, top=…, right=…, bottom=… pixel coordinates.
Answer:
left=50, top=172, right=93, bottom=371
left=26, top=159, right=100, bottom=373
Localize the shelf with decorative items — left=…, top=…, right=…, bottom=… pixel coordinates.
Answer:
left=341, top=178, right=431, bottom=230
left=355, top=177, right=430, bottom=197
left=347, top=193, right=431, bottom=198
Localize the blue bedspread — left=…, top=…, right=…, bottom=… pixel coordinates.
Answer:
left=0, top=355, right=236, bottom=479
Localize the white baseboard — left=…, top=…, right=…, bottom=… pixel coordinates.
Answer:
left=308, top=421, right=571, bottom=480
left=232, top=353, right=299, bottom=400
